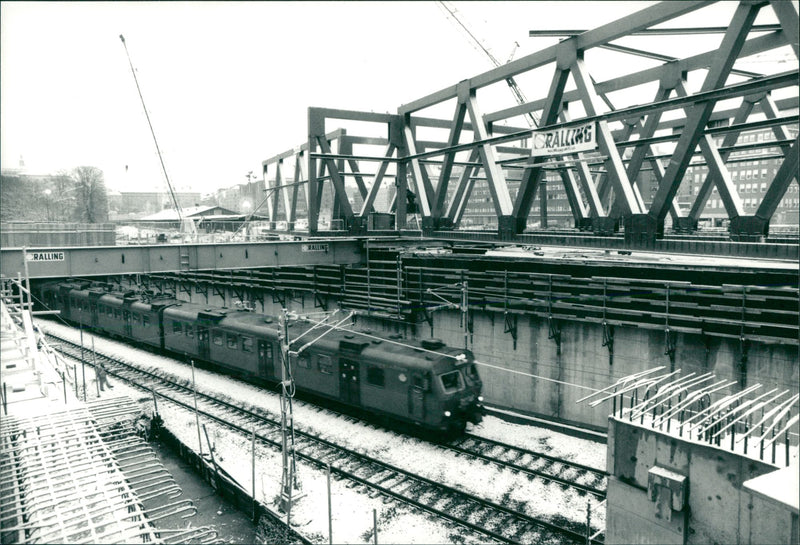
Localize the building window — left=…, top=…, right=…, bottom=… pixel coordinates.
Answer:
left=366, top=366, right=385, bottom=388
left=761, top=183, right=766, bottom=192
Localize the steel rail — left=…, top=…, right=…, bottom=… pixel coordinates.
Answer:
left=49, top=331, right=603, bottom=544
left=449, top=434, right=607, bottom=498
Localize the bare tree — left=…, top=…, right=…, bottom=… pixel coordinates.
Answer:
left=71, top=166, right=109, bottom=222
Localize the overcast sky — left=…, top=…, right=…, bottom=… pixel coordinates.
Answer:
left=1, top=1, right=791, bottom=194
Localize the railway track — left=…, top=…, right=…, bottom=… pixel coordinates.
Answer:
left=48, top=331, right=604, bottom=544
left=448, top=434, right=607, bottom=499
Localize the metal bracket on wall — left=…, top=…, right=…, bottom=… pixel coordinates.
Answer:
left=231, top=283, right=247, bottom=306
left=665, top=328, right=677, bottom=366
left=602, top=279, right=613, bottom=365
left=271, top=289, right=286, bottom=308
left=212, top=281, right=226, bottom=306
left=250, top=289, right=264, bottom=313
left=547, top=275, right=561, bottom=354
left=503, top=311, right=518, bottom=350
left=602, top=321, right=614, bottom=366
left=313, top=268, right=328, bottom=311
left=548, top=315, right=562, bottom=355
left=314, top=291, right=328, bottom=311
left=739, top=337, right=750, bottom=388
left=179, top=278, right=194, bottom=297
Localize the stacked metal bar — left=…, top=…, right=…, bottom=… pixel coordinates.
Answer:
left=0, top=397, right=217, bottom=544
left=0, top=400, right=161, bottom=543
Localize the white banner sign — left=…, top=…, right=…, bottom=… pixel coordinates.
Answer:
left=531, top=123, right=596, bottom=157
left=26, top=251, right=65, bottom=262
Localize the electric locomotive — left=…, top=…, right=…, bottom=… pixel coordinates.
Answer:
left=40, top=282, right=484, bottom=433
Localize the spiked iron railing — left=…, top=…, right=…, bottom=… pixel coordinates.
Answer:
left=579, top=368, right=798, bottom=467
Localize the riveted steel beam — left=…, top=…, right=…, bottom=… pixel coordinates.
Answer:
left=511, top=65, right=570, bottom=231
left=769, top=0, right=799, bottom=58
left=432, top=92, right=469, bottom=220
left=688, top=96, right=756, bottom=223
left=756, top=135, right=799, bottom=221
left=399, top=1, right=710, bottom=114
left=359, top=143, right=397, bottom=217
left=1, top=241, right=364, bottom=279
left=465, top=91, right=513, bottom=220
left=571, top=56, right=642, bottom=216
left=485, top=30, right=788, bottom=125
left=404, top=123, right=434, bottom=219
left=444, top=148, right=480, bottom=228
left=648, top=2, right=762, bottom=226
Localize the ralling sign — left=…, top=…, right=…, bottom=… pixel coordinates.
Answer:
left=531, top=123, right=596, bottom=157
left=26, top=251, right=65, bottom=262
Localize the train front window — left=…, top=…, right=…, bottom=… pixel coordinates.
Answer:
left=463, top=364, right=480, bottom=384
left=439, top=371, right=463, bottom=393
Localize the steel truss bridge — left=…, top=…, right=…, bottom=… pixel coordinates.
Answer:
left=257, top=0, right=798, bottom=246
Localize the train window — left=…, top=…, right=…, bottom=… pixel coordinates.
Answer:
left=114, top=309, right=121, bottom=319
left=212, top=331, right=223, bottom=346
left=242, top=336, right=253, bottom=352
left=439, top=371, right=463, bottom=393
left=295, top=354, right=311, bottom=369
left=107, top=306, right=113, bottom=317
left=366, top=366, right=385, bottom=388
left=185, top=326, right=194, bottom=338
left=318, top=355, right=332, bottom=374
left=132, top=313, right=140, bottom=324
left=464, top=364, right=479, bottom=383
left=259, top=342, right=274, bottom=364
left=142, top=315, right=150, bottom=327
left=173, top=321, right=182, bottom=334
left=226, top=333, right=238, bottom=350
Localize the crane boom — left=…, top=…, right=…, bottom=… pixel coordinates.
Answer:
left=437, top=1, right=539, bottom=127
left=119, top=34, right=196, bottom=237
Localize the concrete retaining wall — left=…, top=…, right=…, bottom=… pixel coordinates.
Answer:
left=606, top=418, right=797, bottom=544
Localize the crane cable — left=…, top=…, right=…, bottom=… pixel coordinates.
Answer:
left=119, top=34, right=190, bottom=233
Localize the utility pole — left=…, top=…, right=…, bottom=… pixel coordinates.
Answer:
left=460, top=273, right=469, bottom=350
left=279, top=308, right=303, bottom=515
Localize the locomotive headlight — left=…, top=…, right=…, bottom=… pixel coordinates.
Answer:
left=478, top=396, right=484, bottom=402
left=444, top=411, right=452, bottom=417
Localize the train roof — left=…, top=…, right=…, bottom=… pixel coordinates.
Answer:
left=163, top=302, right=469, bottom=372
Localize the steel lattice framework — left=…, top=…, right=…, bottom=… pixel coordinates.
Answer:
left=261, top=0, right=799, bottom=244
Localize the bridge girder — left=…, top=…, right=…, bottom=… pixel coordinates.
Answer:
left=261, top=0, right=798, bottom=243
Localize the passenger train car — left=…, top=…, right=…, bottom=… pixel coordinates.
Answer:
left=39, top=282, right=484, bottom=433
